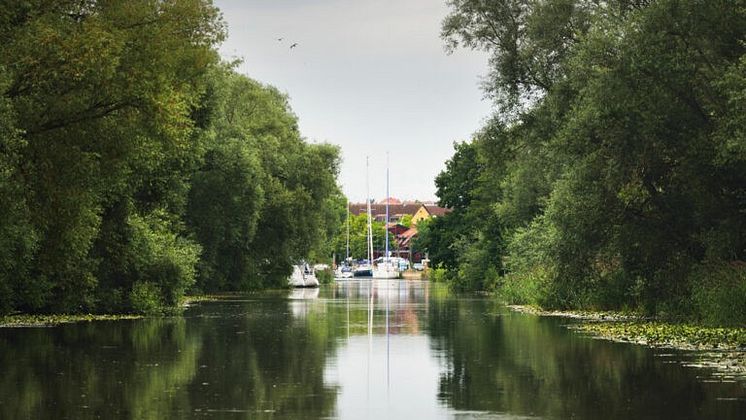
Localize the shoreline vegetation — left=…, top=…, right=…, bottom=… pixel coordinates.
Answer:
left=0, top=2, right=344, bottom=316
left=0, top=292, right=290, bottom=327
left=0, top=313, right=143, bottom=328
left=415, top=1, right=746, bottom=329
left=508, top=305, right=746, bottom=379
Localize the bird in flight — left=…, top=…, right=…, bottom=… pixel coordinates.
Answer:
left=277, top=37, right=284, bottom=42
left=290, top=43, right=298, bottom=49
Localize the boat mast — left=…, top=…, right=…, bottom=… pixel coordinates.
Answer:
left=346, top=200, right=350, bottom=262
left=384, top=152, right=390, bottom=266
left=366, top=157, right=374, bottom=265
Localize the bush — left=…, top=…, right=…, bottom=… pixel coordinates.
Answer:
left=497, top=266, right=553, bottom=306
left=316, top=268, right=333, bottom=285
left=427, top=266, right=452, bottom=283
left=691, top=262, right=746, bottom=327
left=125, top=211, right=201, bottom=313
left=130, top=282, right=163, bottom=315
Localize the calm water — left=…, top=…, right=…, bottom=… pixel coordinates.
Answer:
left=1, top=280, right=745, bottom=419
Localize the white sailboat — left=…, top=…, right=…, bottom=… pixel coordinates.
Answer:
left=374, top=153, right=398, bottom=279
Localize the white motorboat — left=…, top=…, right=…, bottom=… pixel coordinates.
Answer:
left=337, top=264, right=354, bottom=278
left=288, top=262, right=319, bottom=288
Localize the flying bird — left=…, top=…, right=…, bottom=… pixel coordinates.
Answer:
left=290, top=43, right=298, bottom=49
left=277, top=37, right=284, bottom=41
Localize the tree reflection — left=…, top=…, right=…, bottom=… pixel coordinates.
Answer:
left=1, top=286, right=744, bottom=419
left=428, top=298, right=746, bottom=419
left=0, top=319, right=200, bottom=419
left=0, top=296, right=343, bottom=419
left=184, top=299, right=340, bottom=418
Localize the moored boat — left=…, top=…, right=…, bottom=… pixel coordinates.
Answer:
left=353, top=263, right=373, bottom=277
left=288, top=262, right=320, bottom=288
left=373, top=259, right=398, bottom=279
left=337, top=264, right=354, bottom=278
left=372, top=153, right=399, bottom=279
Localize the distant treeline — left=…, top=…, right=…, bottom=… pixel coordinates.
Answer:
left=0, top=1, right=344, bottom=315
left=417, top=0, right=746, bottom=325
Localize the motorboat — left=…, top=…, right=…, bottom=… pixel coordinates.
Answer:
left=337, top=264, right=354, bottom=278
left=353, top=262, right=373, bottom=277
left=288, top=262, right=320, bottom=288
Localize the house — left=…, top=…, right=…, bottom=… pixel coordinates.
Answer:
left=387, top=223, right=409, bottom=236
left=348, top=202, right=422, bottom=223
left=394, top=226, right=423, bottom=262
left=348, top=201, right=451, bottom=225
left=348, top=200, right=451, bottom=263
left=411, top=204, right=451, bottom=226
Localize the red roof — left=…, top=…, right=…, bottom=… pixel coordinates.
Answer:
left=397, top=227, right=418, bottom=248
left=387, top=224, right=409, bottom=236
left=349, top=203, right=422, bottom=218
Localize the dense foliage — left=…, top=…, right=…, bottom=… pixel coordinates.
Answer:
left=421, top=0, right=746, bottom=324
left=0, top=1, right=343, bottom=315
left=186, top=68, right=344, bottom=292
left=331, top=213, right=387, bottom=262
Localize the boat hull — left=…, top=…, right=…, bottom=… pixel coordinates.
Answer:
left=353, top=269, right=373, bottom=277
left=372, top=269, right=398, bottom=279
left=289, top=264, right=320, bottom=288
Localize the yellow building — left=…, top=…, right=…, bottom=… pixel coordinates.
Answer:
left=411, top=204, right=450, bottom=226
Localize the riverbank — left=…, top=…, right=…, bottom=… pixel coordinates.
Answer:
left=183, top=291, right=293, bottom=306
left=509, top=305, right=746, bottom=349
left=0, top=291, right=306, bottom=328
left=0, top=313, right=143, bottom=328
left=509, top=305, right=746, bottom=379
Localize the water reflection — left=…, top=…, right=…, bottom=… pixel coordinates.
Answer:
left=0, top=280, right=744, bottom=419
left=186, top=297, right=340, bottom=418
left=426, top=298, right=746, bottom=420
left=0, top=319, right=201, bottom=419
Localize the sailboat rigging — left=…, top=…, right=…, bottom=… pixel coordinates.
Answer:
left=354, top=157, right=374, bottom=277
left=374, top=152, right=398, bottom=278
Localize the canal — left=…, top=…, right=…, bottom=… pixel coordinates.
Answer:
left=1, top=280, right=744, bottom=419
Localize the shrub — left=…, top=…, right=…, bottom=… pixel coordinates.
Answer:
left=427, top=266, right=451, bottom=283
left=497, top=266, right=553, bottom=306
left=130, top=282, right=163, bottom=315
left=691, top=262, right=746, bottom=327
left=125, top=211, right=201, bottom=313
left=316, top=268, right=333, bottom=285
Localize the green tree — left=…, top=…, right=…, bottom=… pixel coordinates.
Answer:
left=332, top=213, right=387, bottom=262
left=186, top=69, right=344, bottom=291
left=443, top=0, right=592, bottom=117
left=438, top=0, right=746, bottom=319
left=0, top=69, right=38, bottom=313
left=1, top=0, right=224, bottom=313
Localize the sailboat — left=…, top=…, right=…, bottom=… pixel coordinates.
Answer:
left=336, top=201, right=354, bottom=278
left=354, top=157, right=374, bottom=278
left=374, top=153, right=398, bottom=279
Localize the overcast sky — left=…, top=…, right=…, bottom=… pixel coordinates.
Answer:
left=214, top=0, right=492, bottom=203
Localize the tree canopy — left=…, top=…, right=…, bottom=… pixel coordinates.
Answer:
left=0, top=1, right=343, bottom=314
